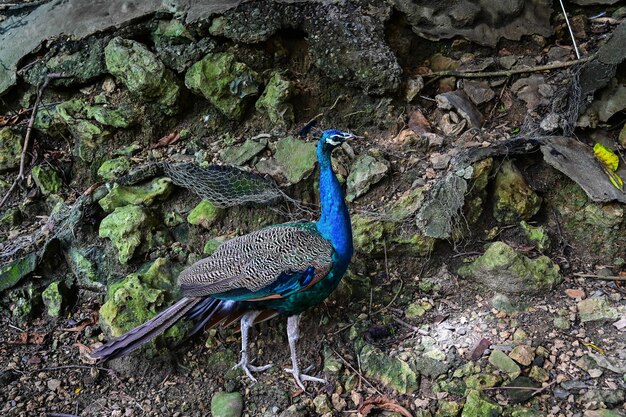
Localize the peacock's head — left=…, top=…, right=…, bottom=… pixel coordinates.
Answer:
left=318, top=129, right=358, bottom=152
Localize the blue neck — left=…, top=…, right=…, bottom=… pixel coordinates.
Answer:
left=315, top=143, right=353, bottom=262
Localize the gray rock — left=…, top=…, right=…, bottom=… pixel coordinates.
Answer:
left=458, top=241, right=562, bottom=295
left=463, top=80, right=495, bottom=105
left=346, top=153, right=389, bottom=201
left=488, top=349, right=521, bottom=379
left=220, top=138, right=267, bottom=166
left=393, top=0, right=552, bottom=47
left=578, top=296, right=619, bottom=322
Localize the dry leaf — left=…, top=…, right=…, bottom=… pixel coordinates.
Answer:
left=11, top=332, right=47, bottom=345
left=151, top=130, right=181, bottom=149
left=359, top=396, right=412, bottom=417
left=76, top=342, right=99, bottom=365
left=62, top=312, right=98, bottom=333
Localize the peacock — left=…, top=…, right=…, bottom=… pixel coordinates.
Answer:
left=89, top=129, right=356, bottom=390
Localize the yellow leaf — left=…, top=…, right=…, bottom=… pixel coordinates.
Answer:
left=594, top=143, right=619, bottom=172
left=75, top=387, right=81, bottom=394
left=605, top=168, right=624, bottom=191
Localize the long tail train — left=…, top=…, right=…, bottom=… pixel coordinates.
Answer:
left=89, top=297, right=251, bottom=361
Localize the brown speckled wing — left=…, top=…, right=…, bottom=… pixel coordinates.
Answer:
left=178, top=224, right=333, bottom=297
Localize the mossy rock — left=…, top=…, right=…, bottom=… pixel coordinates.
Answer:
left=358, top=343, right=419, bottom=394
left=185, top=52, right=259, bottom=120
left=98, top=205, right=158, bottom=264
left=85, top=104, right=138, bottom=128
left=210, top=391, right=244, bottom=417
left=97, top=157, right=132, bottom=181
left=187, top=200, right=224, bottom=229
left=463, top=158, right=493, bottom=225
left=461, top=390, right=502, bottom=417
left=99, top=258, right=181, bottom=339
left=352, top=213, right=435, bottom=257
left=219, top=138, right=267, bottom=166
left=42, top=282, right=64, bottom=317
left=104, top=37, right=180, bottom=114
left=31, top=165, right=62, bottom=195
left=0, top=253, right=37, bottom=291
left=493, top=160, right=541, bottom=224
left=346, top=153, right=390, bottom=202
left=547, top=178, right=626, bottom=262
left=255, top=71, right=294, bottom=127
left=0, top=128, right=23, bottom=172
left=458, top=241, right=562, bottom=295
left=99, top=177, right=173, bottom=212
left=256, top=136, right=317, bottom=185
left=519, top=220, right=550, bottom=253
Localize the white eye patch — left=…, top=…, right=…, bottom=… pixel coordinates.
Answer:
left=326, top=138, right=341, bottom=145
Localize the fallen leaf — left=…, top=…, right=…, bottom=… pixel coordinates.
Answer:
left=10, top=332, right=47, bottom=345
left=62, top=312, right=98, bottom=333
left=408, top=110, right=431, bottom=134
left=151, top=130, right=181, bottom=149
left=565, top=288, right=585, bottom=299
left=359, top=396, right=412, bottom=417
left=469, top=337, right=491, bottom=360
left=76, top=342, right=98, bottom=365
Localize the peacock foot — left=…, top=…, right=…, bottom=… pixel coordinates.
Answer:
left=233, top=359, right=273, bottom=383
left=284, top=367, right=327, bottom=391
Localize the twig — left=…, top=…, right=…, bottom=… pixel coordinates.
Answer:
left=47, top=413, right=81, bottom=417
left=558, top=0, right=581, bottom=59
left=573, top=273, right=626, bottom=282
left=331, top=347, right=383, bottom=396
left=422, top=54, right=595, bottom=79
left=482, top=381, right=556, bottom=398
left=0, top=72, right=68, bottom=208
left=38, top=365, right=109, bottom=373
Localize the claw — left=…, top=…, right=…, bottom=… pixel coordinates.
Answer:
left=284, top=367, right=327, bottom=391
left=233, top=360, right=273, bottom=382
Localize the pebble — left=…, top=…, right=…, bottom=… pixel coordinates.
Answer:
left=47, top=379, right=61, bottom=392
left=509, top=345, right=534, bottom=366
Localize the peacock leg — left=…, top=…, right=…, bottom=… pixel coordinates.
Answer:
left=232, top=311, right=273, bottom=382
left=284, top=314, right=327, bottom=390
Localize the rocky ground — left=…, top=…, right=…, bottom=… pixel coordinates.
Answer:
left=1, top=1, right=626, bottom=417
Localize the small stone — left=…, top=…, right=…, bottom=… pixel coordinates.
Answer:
left=31, top=165, right=62, bottom=195
left=47, top=379, right=61, bottom=391
left=529, top=366, right=549, bottom=382
left=491, top=293, right=516, bottom=313
left=313, top=395, right=332, bottom=414
left=187, top=200, right=224, bottom=229
left=461, top=390, right=502, bottom=417
left=323, top=347, right=343, bottom=373
left=509, top=345, right=534, bottom=366
left=489, top=349, right=521, bottom=380
left=255, top=137, right=317, bottom=185
left=346, top=153, right=390, bottom=201
left=220, top=138, right=267, bottom=166
left=97, top=157, right=131, bottom=181
left=210, top=391, right=243, bottom=417
left=331, top=393, right=347, bottom=412
left=519, top=220, right=550, bottom=252
left=463, top=80, right=495, bottom=105
left=512, top=329, right=528, bottom=344
left=406, top=302, right=427, bottom=318
left=430, top=152, right=451, bottom=170
left=42, top=282, right=64, bottom=318
left=465, top=373, right=501, bottom=390
left=540, top=113, right=561, bottom=132
left=553, top=317, right=571, bottom=330
left=578, top=296, right=619, bottom=322
left=406, top=77, right=424, bottom=102
left=436, top=400, right=462, bottom=417
left=565, top=288, right=585, bottom=299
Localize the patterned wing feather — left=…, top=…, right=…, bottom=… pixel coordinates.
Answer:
left=178, top=224, right=333, bottom=298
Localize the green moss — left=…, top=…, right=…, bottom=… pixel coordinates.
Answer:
left=0, top=128, right=23, bottom=171
left=436, top=401, right=462, bottom=417
left=187, top=200, right=224, bottom=229
left=31, top=165, right=62, bottom=195
left=0, top=253, right=37, bottom=291
left=488, top=350, right=521, bottom=380
left=493, top=160, right=541, bottom=224
left=105, top=37, right=180, bottom=114
left=359, top=343, right=419, bottom=394
left=203, top=238, right=223, bottom=255
left=464, top=373, right=502, bottom=390
left=185, top=52, right=259, bottom=120
left=210, top=392, right=243, bottom=417
left=85, top=104, right=138, bottom=128
left=461, top=390, right=502, bottom=417
left=0, top=207, right=22, bottom=226
left=97, top=157, right=131, bottom=181
left=99, top=205, right=158, bottom=264
left=99, top=177, right=173, bottom=212
left=255, top=72, right=294, bottom=126
left=219, top=138, right=267, bottom=166
left=153, top=19, right=194, bottom=42
left=519, top=221, right=550, bottom=252
left=99, top=258, right=178, bottom=338
left=458, top=241, right=562, bottom=295
left=42, top=282, right=63, bottom=317
left=255, top=136, right=317, bottom=185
